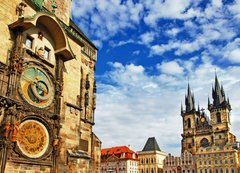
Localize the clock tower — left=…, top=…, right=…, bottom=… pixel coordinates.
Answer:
left=181, top=75, right=236, bottom=155
left=0, top=0, right=101, bottom=173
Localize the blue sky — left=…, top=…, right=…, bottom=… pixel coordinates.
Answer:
left=71, top=0, right=240, bottom=155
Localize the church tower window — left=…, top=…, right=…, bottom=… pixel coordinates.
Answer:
left=200, top=138, right=209, bottom=147
left=187, top=118, right=191, bottom=128
left=216, top=112, right=221, bottom=123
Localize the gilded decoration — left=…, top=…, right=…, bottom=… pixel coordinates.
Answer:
left=17, top=119, right=49, bottom=158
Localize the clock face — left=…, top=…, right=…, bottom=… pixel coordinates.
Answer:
left=201, top=117, right=205, bottom=122
left=17, top=120, right=50, bottom=158
left=19, top=65, right=54, bottom=108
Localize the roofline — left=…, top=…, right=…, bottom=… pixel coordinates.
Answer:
left=69, top=19, right=98, bottom=50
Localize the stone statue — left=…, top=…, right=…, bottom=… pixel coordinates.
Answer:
left=4, top=122, right=11, bottom=139
left=16, top=1, right=27, bottom=18
left=35, top=32, right=45, bottom=57
left=12, top=121, right=20, bottom=142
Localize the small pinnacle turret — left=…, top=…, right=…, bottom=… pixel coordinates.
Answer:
left=209, top=74, right=231, bottom=109
left=185, top=83, right=195, bottom=113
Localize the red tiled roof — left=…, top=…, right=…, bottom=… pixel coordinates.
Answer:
left=101, top=146, right=138, bottom=161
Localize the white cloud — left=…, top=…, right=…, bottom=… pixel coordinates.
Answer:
left=95, top=60, right=240, bottom=154
left=223, top=38, right=240, bottom=63
left=133, top=50, right=140, bottom=55
left=72, top=0, right=143, bottom=43
left=157, top=61, right=184, bottom=75
left=166, top=28, right=181, bottom=37
left=140, top=32, right=155, bottom=44
left=110, top=39, right=135, bottom=47
left=142, top=0, right=196, bottom=26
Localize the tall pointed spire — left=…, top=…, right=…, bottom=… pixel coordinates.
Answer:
left=212, top=74, right=225, bottom=106
left=185, top=83, right=195, bottom=113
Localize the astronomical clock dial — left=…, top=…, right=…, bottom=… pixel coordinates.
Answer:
left=17, top=120, right=50, bottom=158
left=201, top=117, right=205, bottom=123
left=19, top=65, right=54, bottom=108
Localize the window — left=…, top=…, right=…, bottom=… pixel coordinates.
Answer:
left=200, top=138, right=209, bottom=147
left=226, top=168, right=229, bottom=173
left=215, top=169, right=218, bottom=173
left=231, top=168, right=234, bottom=173
left=205, top=169, right=207, bottom=173
left=220, top=168, right=223, bottom=173
left=187, top=118, right=191, bottom=128
left=26, top=36, right=33, bottom=48
left=44, top=46, right=50, bottom=59
left=216, top=112, right=221, bottom=123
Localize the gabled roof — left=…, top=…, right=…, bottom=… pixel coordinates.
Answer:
left=142, top=137, right=161, bottom=152
left=102, top=146, right=134, bottom=156
left=101, top=146, right=138, bottom=162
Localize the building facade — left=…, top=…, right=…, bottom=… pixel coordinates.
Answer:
left=138, top=137, right=167, bottom=173
left=181, top=76, right=239, bottom=172
left=101, top=146, right=139, bottom=173
left=0, top=0, right=100, bottom=172
left=195, top=144, right=238, bottom=173
left=163, top=151, right=196, bottom=173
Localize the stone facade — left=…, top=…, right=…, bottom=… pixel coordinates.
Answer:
left=0, top=0, right=100, bottom=173
left=180, top=76, right=239, bottom=173
left=163, top=151, right=196, bottom=173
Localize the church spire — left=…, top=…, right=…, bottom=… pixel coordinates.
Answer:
left=212, top=74, right=225, bottom=107
left=185, top=83, right=195, bottom=113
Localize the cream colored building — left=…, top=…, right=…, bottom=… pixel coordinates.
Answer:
left=138, top=137, right=167, bottom=173
left=101, top=146, right=139, bottom=173
left=0, top=0, right=101, bottom=172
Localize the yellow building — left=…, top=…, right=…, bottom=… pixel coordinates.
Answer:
left=138, top=137, right=167, bottom=173
left=181, top=76, right=238, bottom=173
left=195, top=145, right=238, bottom=173
left=0, top=0, right=100, bottom=172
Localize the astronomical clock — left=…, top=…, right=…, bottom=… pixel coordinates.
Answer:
left=0, top=6, right=70, bottom=171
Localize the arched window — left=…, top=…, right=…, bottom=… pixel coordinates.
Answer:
left=220, top=168, right=223, bottom=173
left=215, top=169, right=218, bottom=173
left=216, top=112, right=221, bottom=123
left=226, top=168, right=229, bottom=173
left=152, top=168, right=154, bottom=173
left=231, top=168, right=234, bottom=173
left=196, top=118, right=199, bottom=125
left=209, top=169, right=212, bottom=173
left=187, top=118, right=191, bottom=128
